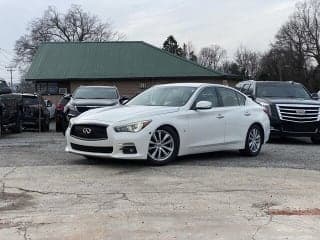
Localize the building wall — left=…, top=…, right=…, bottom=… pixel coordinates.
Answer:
left=41, top=78, right=238, bottom=105
left=70, top=78, right=237, bottom=97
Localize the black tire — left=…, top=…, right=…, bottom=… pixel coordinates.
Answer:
left=147, top=126, right=179, bottom=166
left=0, top=113, right=2, bottom=137
left=311, top=136, right=320, bottom=144
left=12, top=111, right=23, bottom=133
left=240, top=124, right=263, bottom=156
left=41, top=118, right=50, bottom=132
left=56, top=118, right=62, bottom=132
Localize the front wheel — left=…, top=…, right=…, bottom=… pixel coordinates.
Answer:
left=147, top=127, right=179, bottom=166
left=240, top=125, right=263, bottom=156
left=311, top=136, right=320, bottom=144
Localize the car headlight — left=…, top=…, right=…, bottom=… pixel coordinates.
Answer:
left=68, top=118, right=74, bottom=128
left=66, top=103, right=76, bottom=111
left=114, top=120, right=152, bottom=133
left=259, top=102, right=272, bottom=117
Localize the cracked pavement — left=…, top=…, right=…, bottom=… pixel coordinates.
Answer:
left=0, top=131, right=320, bottom=239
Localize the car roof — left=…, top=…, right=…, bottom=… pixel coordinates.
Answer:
left=78, top=85, right=117, bottom=89
left=241, top=80, right=301, bottom=85
left=153, top=83, right=228, bottom=88
left=21, top=93, right=38, bottom=97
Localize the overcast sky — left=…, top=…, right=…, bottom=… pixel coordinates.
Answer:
left=0, top=0, right=298, bottom=83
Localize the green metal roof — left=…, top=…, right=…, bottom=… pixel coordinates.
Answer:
left=25, top=41, right=224, bottom=80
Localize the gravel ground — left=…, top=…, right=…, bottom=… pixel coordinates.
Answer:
left=0, top=127, right=319, bottom=171
left=1, top=124, right=320, bottom=239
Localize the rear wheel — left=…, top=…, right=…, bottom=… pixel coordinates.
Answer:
left=41, top=118, right=50, bottom=132
left=12, top=111, right=23, bottom=133
left=240, top=124, right=263, bottom=156
left=0, top=113, right=2, bottom=137
left=311, top=136, right=320, bottom=144
left=147, top=126, right=179, bottom=166
left=56, top=117, right=62, bottom=132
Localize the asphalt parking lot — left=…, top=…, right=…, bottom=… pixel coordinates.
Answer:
left=0, top=127, right=320, bottom=239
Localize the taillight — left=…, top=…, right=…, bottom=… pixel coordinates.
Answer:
left=56, top=104, right=64, bottom=111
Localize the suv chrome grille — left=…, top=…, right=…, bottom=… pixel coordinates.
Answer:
left=276, top=104, right=320, bottom=123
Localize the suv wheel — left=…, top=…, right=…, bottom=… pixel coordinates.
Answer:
left=311, top=136, right=320, bottom=144
left=12, top=111, right=23, bottom=133
left=240, top=125, right=263, bottom=156
left=0, top=113, right=2, bottom=137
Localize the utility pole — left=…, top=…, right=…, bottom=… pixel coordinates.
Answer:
left=5, top=66, right=15, bottom=88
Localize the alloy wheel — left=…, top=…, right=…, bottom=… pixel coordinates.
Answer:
left=148, top=129, right=175, bottom=162
left=248, top=127, right=261, bottom=153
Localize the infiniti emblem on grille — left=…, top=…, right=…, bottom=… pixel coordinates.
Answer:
left=82, top=128, right=92, bottom=135
left=296, top=109, right=305, bottom=114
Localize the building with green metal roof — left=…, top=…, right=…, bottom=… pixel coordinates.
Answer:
left=25, top=41, right=238, bottom=103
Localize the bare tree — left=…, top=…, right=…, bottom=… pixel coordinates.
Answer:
left=198, top=44, right=226, bottom=70
left=235, top=46, right=261, bottom=79
left=182, top=42, right=197, bottom=62
left=15, top=5, right=124, bottom=64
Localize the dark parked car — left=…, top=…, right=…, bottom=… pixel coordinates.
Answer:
left=64, top=85, right=126, bottom=120
left=0, top=80, right=23, bottom=136
left=22, top=94, right=50, bottom=131
left=236, top=80, right=320, bottom=143
left=55, top=94, right=71, bottom=132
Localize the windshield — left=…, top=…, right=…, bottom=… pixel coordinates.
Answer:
left=256, top=84, right=311, bottom=99
left=73, top=87, right=118, bottom=99
left=128, top=86, right=197, bottom=107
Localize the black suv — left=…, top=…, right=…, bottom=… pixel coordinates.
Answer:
left=236, top=81, right=320, bottom=143
left=21, top=94, right=50, bottom=131
left=0, top=80, right=23, bottom=136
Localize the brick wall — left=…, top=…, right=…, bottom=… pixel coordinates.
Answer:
left=42, top=78, right=238, bottom=105
left=70, top=78, right=238, bottom=97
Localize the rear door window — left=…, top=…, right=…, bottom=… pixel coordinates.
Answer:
left=194, top=87, right=220, bottom=108
left=216, top=87, right=241, bottom=107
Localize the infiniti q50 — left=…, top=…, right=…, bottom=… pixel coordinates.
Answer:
left=65, top=83, right=270, bottom=165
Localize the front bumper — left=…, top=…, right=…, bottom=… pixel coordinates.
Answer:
left=270, top=119, right=320, bottom=137
left=65, top=124, right=152, bottom=160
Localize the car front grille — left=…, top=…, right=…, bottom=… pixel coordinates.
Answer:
left=276, top=104, right=320, bottom=123
left=71, top=143, right=113, bottom=154
left=70, top=124, right=108, bottom=140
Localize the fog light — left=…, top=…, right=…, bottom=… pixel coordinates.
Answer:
left=120, top=144, right=137, bottom=154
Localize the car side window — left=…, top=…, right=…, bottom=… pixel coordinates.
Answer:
left=194, top=87, right=219, bottom=107
left=217, top=87, right=240, bottom=107
left=235, top=92, right=246, bottom=105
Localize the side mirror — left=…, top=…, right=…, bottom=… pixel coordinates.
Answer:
left=311, top=93, right=319, bottom=100
left=195, top=101, right=212, bottom=110
left=247, top=94, right=255, bottom=100
left=120, top=96, right=129, bottom=105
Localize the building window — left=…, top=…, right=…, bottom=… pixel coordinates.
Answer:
left=36, top=82, right=59, bottom=95
left=58, top=88, right=67, bottom=94
left=140, top=82, right=147, bottom=89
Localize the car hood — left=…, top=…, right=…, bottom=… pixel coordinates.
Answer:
left=256, top=97, right=320, bottom=105
left=75, top=105, right=180, bottom=124
left=72, top=98, right=118, bottom=106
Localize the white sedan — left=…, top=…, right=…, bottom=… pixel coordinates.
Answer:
left=65, top=83, right=270, bottom=165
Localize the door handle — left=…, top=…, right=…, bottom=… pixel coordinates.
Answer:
left=216, top=114, right=224, bottom=119
left=244, top=112, right=251, bottom=116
